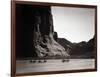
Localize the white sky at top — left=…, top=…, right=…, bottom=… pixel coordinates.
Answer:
left=51, top=6, right=95, bottom=43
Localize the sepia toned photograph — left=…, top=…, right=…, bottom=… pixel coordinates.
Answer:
left=11, top=1, right=97, bottom=76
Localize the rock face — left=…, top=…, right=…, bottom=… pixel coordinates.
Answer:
left=32, top=6, right=69, bottom=58
left=57, top=38, right=73, bottom=51
left=16, top=4, right=95, bottom=59
left=71, top=37, right=95, bottom=58
left=57, top=36, right=96, bottom=59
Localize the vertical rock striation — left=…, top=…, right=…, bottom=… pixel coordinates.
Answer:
left=33, top=6, right=69, bottom=58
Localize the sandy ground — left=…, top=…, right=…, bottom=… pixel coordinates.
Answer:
left=16, top=59, right=95, bottom=73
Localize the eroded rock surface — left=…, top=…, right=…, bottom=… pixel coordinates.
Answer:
left=33, top=6, right=69, bottom=58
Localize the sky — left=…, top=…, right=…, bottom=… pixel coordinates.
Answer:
left=51, top=6, right=95, bottom=43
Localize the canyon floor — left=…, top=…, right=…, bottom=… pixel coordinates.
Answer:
left=16, top=59, right=95, bottom=73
